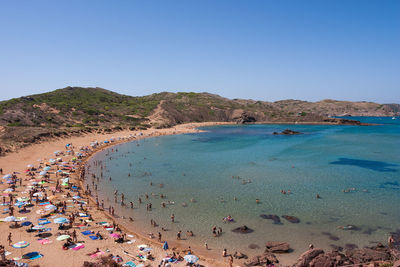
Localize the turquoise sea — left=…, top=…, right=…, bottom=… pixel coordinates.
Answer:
left=86, top=117, right=400, bottom=261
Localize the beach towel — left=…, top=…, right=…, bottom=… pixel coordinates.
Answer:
left=122, top=261, right=136, bottom=267
left=90, top=251, right=104, bottom=258
left=38, top=202, right=50, bottom=206
left=89, top=235, right=98, bottom=240
left=71, top=244, right=85, bottom=251
left=38, top=220, right=50, bottom=225
left=81, top=230, right=92, bottom=235
left=38, top=239, right=52, bottom=245
left=22, top=252, right=43, bottom=260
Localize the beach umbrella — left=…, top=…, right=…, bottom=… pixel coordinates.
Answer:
left=32, top=225, right=45, bottom=230
left=163, top=241, right=168, bottom=250
left=3, top=188, right=14, bottom=192
left=36, top=209, right=46, bottom=215
left=44, top=166, right=51, bottom=171
left=44, top=204, right=56, bottom=211
left=112, top=256, right=123, bottom=263
left=4, top=216, right=17, bottom=222
left=184, top=255, right=199, bottom=264
left=2, top=174, right=12, bottom=179
left=27, top=164, right=34, bottom=168
left=56, top=234, right=70, bottom=241
left=21, top=221, right=32, bottom=226
left=54, top=217, right=69, bottom=224
left=110, top=233, right=121, bottom=239
left=33, top=192, right=43, bottom=197
left=39, top=171, right=47, bottom=176
left=12, top=241, right=30, bottom=248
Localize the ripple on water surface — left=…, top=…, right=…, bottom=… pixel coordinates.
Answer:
left=86, top=118, right=400, bottom=262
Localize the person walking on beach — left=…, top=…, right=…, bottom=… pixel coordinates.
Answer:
left=72, top=229, right=77, bottom=242
left=177, top=231, right=181, bottom=240
left=7, top=232, right=12, bottom=246
left=158, top=232, right=162, bottom=242
left=171, top=214, right=175, bottom=223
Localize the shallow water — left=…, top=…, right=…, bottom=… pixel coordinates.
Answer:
left=86, top=117, right=400, bottom=261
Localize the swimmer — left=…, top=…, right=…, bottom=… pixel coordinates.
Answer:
left=256, top=199, right=260, bottom=204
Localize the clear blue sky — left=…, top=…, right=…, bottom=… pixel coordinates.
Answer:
left=0, top=0, right=399, bottom=103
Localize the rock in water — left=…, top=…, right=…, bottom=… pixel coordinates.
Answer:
left=260, top=214, right=282, bottom=224
left=265, top=241, right=290, bottom=253
left=273, top=129, right=303, bottom=135
left=232, top=225, right=254, bottom=234
left=282, top=215, right=300, bottom=223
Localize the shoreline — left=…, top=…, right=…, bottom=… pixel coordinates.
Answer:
left=0, top=121, right=392, bottom=267
left=76, top=123, right=231, bottom=266
left=0, top=122, right=235, bottom=267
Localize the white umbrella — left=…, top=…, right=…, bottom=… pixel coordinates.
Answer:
left=4, top=216, right=17, bottom=222
left=184, top=255, right=199, bottom=263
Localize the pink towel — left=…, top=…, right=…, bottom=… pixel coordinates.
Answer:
left=90, top=251, right=104, bottom=258
left=72, top=244, right=85, bottom=251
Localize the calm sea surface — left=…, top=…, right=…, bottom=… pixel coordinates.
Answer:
left=86, top=117, right=400, bottom=260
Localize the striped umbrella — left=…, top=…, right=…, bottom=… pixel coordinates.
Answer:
left=12, top=241, right=30, bottom=248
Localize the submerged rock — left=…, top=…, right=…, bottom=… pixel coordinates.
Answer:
left=282, top=215, right=300, bottom=223
left=260, top=214, right=282, bottom=224
left=232, top=225, right=254, bottom=234
left=265, top=241, right=290, bottom=253
left=248, top=244, right=260, bottom=249
left=273, top=129, right=303, bottom=135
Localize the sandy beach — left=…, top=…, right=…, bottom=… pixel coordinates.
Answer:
left=0, top=122, right=238, bottom=267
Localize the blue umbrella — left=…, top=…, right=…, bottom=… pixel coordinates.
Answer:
left=21, top=221, right=32, bottom=226
left=2, top=174, right=12, bottom=179
left=39, top=171, right=47, bottom=176
left=53, top=217, right=69, bottom=224
left=163, top=241, right=168, bottom=250
left=43, top=166, right=51, bottom=171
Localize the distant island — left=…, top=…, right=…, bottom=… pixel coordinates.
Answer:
left=0, top=86, right=399, bottom=155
